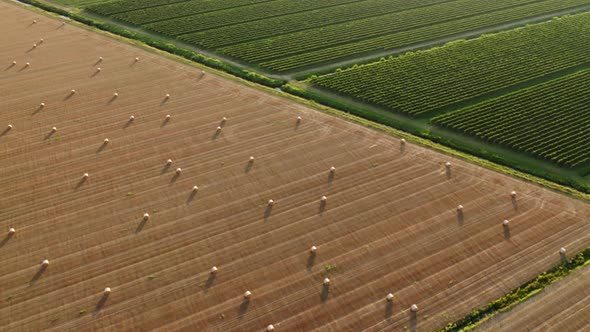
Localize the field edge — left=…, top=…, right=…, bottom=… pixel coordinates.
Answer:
left=439, top=247, right=590, bottom=332
left=9, top=0, right=590, bottom=204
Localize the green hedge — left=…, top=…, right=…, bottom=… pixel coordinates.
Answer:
left=18, top=0, right=285, bottom=88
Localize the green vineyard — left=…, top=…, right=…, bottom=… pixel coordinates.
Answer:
left=433, top=69, right=590, bottom=167
left=310, top=12, right=590, bottom=116
left=85, top=0, right=590, bottom=73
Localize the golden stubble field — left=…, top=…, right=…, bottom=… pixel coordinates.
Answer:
left=480, top=265, right=589, bottom=332
left=1, top=2, right=589, bottom=331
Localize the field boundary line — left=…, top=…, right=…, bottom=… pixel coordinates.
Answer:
left=9, top=0, right=590, bottom=204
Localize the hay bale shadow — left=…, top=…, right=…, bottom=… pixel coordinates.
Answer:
left=244, top=161, right=253, bottom=173
left=203, top=274, right=216, bottom=293
left=503, top=225, right=511, bottom=240
left=511, top=197, right=518, bottom=210
left=306, top=252, right=316, bottom=271
left=328, top=172, right=335, bottom=184
left=29, top=265, right=47, bottom=286
left=0, top=233, right=14, bottom=247
left=457, top=210, right=464, bottom=226
left=96, top=142, right=107, bottom=154
left=409, top=310, right=417, bottom=332
left=445, top=167, right=452, bottom=179
left=186, top=190, right=198, bottom=204
left=160, top=117, right=170, bottom=128
left=123, top=118, right=133, bottom=129
left=160, top=164, right=171, bottom=175
left=135, top=218, right=148, bottom=234
left=4, top=62, right=15, bottom=71
left=32, top=104, right=44, bottom=115
left=0, top=127, right=11, bottom=137
left=94, top=294, right=109, bottom=314
left=319, top=200, right=326, bottom=215
left=170, top=172, right=180, bottom=184
left=238, top=299, right=250, bottom=319
left=74, top=177, right=87, bottom=190
left=320, top=285, right=330, bottom=302
left=107, top=94, right=117, bottom=105
left=63, top=91, right=75, bottom=101
left=384, top=301, right=393, bottom=322
left=264, top=205, right=273, bottom=221
left=44, top=131, right=55, bottom=140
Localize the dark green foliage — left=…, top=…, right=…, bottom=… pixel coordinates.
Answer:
left=434, top=69, right=590, bottom=167
left=311, top=12, right=590, bottom=115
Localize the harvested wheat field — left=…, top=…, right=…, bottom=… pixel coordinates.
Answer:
left=479, top=265, right=590, bottom=332
left=1, top=2, right=590, bottom=331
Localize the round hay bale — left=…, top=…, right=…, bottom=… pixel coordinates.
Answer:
left=243, top=291, right=252, bottom=299
left=8, top=228, right=16, bottom=235
left=210, top=266, right=218, bottom=274
left=410, top=304, right=418, bottom=312
left=323, top=278, right=331, bottom=286
left=42, top=259, right=49, bottom=266
left=310, top=246, right=317, bottom=253
left=103, top=287, right=111, bottom=295
left=386, top=293, right=394, bottom=302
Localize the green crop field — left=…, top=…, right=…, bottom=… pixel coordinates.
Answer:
left=86, top=0, right=590, bottom=73
left=47, top=0, right=115, bottom=7
left=310, top=12, right=590, bottom=116
left=433, top=69, right=590, bottom=168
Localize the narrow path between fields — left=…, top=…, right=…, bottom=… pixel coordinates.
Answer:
left=36, top=0, right=590, bottom=81
left=291, top=3, right=590, bottom=78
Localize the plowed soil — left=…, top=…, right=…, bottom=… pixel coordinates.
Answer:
left=1, top=2, right=589, bottom=331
